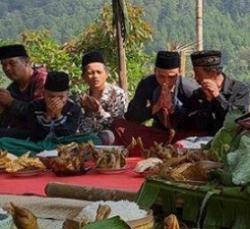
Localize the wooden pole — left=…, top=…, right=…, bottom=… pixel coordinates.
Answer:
left=114, top=1, right=128, bottom=91
left=180, top=51, right=186, bottom=76
left=196, top=0, right=203, bottom=51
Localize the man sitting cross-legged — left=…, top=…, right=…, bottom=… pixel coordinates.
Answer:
left=0, top=44, right=47, bottom=138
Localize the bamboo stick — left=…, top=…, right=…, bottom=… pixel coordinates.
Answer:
left=45, top=182, right=137, bottom=201
left=196, top=0, right=203, bottom=51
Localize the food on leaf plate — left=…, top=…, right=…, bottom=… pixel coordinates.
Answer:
left=137, top=141, right=223, bottom=183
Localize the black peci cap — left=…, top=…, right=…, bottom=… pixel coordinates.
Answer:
left=44, top=71, right=69, bottom=92
left=191, top=50, right=222, bottom=67
left=81, top=51, right=105, bottom=68
left=0, top=44, right=28, bottom=60
left=155, top=51, right=180, bottom=69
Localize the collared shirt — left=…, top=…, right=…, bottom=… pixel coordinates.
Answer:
left=78, top=83, right=128, bottom=133
left=185, top=74, right=250, bottom=135
left=125, top=74, right=199, bottom=130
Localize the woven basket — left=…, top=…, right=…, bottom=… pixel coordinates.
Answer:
left=127, top=210, right=154, bottom=229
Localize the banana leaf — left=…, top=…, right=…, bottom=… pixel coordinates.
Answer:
left=227, top=132, right=250, bottom=185
left=208, top=110, right=242, bottom=162
left=137, top=177, right=250, bottom=228
left=83, top=216, right=131, bottom=229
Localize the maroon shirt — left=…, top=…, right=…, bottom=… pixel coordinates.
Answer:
left=7, top=67, right=47, bottom=101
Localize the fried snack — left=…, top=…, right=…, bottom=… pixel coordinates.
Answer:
left=159, top=160, right=223, bottom=182
left=164, top=214, right=180, bottom=229
left=181, top=160, right=223, bottom=181
left=155, top=146, right=222, bottom=183
left=0, top=151, right=12, bottom=169
left=8, top=202, right=38, bottom=229
left=167, top=163, right=193, bottom=181
left=48, top=142, right=94, bottom=175
left=5, top=152, right=45, bottom=173
left=51, top=154, right=84, bottom=175
left=95, top=204, right=111, bottom=221
left=58, top=142, right=95, bottom=158
left=95, top=149, right=126, bottom=169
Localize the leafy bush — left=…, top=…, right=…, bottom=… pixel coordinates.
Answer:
left=63, top=3, right=153, bottom=94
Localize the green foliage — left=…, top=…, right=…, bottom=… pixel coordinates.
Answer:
left=64, top=2, right=152, bottom=93
left=227, top=133, right=250, bottom=185
left=0, top=0, right=250, bottom=87
left=0, top=2, right=153, bottom=94
left=0, top=39, right=13, bottom=86
left=0, top=0, right=105, bottom=42
left=208, top=110, right=242, bottom=161
left=226, top=47, right=250, bottom=80
left=83, top=216, right=130, bottom=229
left=20, top=31, right=84, bottom=93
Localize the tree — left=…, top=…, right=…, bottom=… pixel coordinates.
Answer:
left=63, top=2, right=152, bottom=94
left=20, top=31, right=83, bottom=92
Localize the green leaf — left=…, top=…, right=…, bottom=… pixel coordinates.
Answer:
left=83, top=216, right=131, bottom=229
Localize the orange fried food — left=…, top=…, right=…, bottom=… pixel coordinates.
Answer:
left=5, top=152, right=45, bottom=172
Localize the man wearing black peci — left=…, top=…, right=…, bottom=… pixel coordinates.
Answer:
left=113, top=51, right=198, bottom=149
left=186, top=50, right=249, bottom=135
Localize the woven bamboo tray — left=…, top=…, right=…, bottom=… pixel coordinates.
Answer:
left=127, top=210, right=154, bottom=229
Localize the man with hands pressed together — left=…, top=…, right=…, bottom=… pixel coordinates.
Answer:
left=78, top=51, right=127, bottom=144
left=125, top=51, right=196, bottom=130
left=186, top=50, right=249, bottom=135
left=114, top=51, right=198, bottom=149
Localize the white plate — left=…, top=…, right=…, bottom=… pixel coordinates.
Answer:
left=36, top=150, right=58, bottom=158
left=7, top=168, right=48, bottom=177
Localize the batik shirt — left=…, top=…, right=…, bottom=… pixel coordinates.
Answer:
left=78, top=83, right=128, bottom=133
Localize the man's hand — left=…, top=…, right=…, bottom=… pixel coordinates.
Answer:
left=0, top=89, right=14, bottom=107
left=46, top=98, right=64, bottom=120
left=152, top=84, right=173, bottom=115
left=201, top=79, right=220, bottom=101
left=80, top=94, right=100, bottom=113
left=161, top=107, right=171, bottom=128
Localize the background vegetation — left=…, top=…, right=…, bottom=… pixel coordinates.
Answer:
left=0, top=0, right=249, bottom=92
